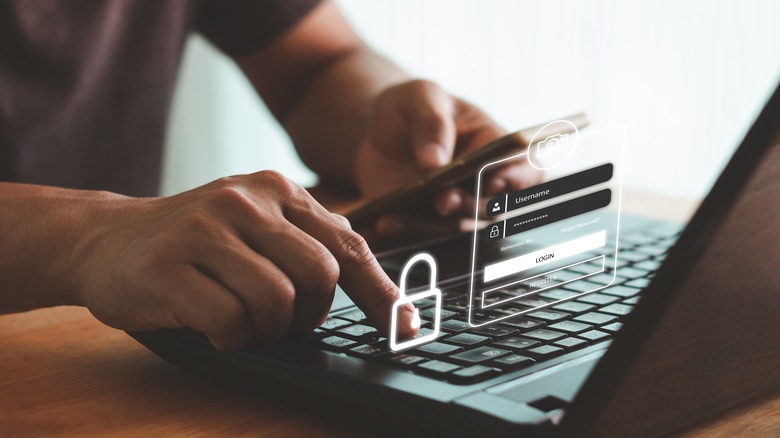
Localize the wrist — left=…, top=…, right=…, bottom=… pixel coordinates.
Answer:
left=0, top=184, right=139, bottom=312
left=64, top=190, right=129, bottom=307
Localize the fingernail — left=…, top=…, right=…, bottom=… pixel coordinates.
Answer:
left=399, top=303, right=419, bottom=337
left=435, top=147, right=449, bottom=166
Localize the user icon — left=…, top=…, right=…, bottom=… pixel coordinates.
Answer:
left=492, top=202, right=501, bottom=213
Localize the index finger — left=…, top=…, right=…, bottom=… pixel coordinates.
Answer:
left=284, top=198, right=418, bottom=339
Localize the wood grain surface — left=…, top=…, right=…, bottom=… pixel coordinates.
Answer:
left=0, top=306, right=366, bottom=437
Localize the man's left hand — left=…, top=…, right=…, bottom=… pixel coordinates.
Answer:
left=355, top=80, right=542, bottom=241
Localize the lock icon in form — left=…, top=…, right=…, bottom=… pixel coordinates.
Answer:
left=490, top=225, right=500, bottom=239
left=389, top=253, right=442, bottom=352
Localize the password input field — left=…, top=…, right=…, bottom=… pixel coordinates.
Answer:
left=483, top=230, right=607, bottom=283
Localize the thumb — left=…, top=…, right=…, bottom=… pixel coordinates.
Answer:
left=406, top=81, right=457, bottom=171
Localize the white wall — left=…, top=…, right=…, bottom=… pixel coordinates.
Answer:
left=162, top=0, right=780, bottom=199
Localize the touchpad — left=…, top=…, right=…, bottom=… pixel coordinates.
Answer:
left=488, top=354, right=601, bottom=404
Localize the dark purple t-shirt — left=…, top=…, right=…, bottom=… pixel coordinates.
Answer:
left=0, top=0, right=321, bottom=196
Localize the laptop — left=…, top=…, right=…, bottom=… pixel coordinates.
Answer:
left=129, top=78, right=780, bottom=438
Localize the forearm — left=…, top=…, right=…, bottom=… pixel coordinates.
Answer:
left=234, top=1, right=409, bottom=186
left=0, top=183, right=122, bottom=313
left=283, top=46, right=408, bottom=186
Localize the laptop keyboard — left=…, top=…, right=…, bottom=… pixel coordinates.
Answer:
left=311, top=223, right=682, bottom=386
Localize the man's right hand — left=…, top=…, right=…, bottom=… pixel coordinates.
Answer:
left=70, top=171, right=417, bottom=350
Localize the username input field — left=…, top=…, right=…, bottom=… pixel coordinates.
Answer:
left=483, top=230, right=607, bottom=283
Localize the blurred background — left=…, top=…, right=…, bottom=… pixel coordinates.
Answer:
left=161, top=0, right=780, bottom=201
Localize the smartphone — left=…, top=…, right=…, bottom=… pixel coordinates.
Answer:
left=345, top=112, right=590, bottom=227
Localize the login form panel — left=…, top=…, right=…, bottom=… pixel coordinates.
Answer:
left=468, top=124, right=625, bottom=327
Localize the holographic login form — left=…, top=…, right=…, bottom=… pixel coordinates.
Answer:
left=468, top=124, right=626, bottom=328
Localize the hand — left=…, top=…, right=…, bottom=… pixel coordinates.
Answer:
left=73, top=171, right=417, bottom=350
left=355, top=80, right=542, bottom=242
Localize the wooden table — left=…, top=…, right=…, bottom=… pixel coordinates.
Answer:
left=2, top=189, right=778, bottom=437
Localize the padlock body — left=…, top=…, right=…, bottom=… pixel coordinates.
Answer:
left=389, top=288, right=442, bottom=351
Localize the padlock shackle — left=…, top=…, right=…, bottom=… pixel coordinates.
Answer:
left=398, top=253, right=437, bottom=295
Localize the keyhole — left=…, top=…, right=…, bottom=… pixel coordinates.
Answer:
left=410, top=308, right=421, bottom=329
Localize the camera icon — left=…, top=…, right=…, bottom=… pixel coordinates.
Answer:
left=536, top=133, right=570, bottom=158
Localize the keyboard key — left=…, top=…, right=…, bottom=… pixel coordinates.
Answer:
left=601, top=285, right=641, bottom=298
left=349, top=344, right=386, bottom=358
left=419, top=308, right=458, bottom=321
left=617, top=251, right=650, bottom=263
left=444, top=298, right=469, bottom=312
left=492, top=303, right=535, bottom=316
left=526, top=310, right=571, bottom=323
left=494, top=337, right=541, bottom=352
left=444, top=333, right=491, bottom=347
left=500, top=285, right=532, bottom=296
left=525, top=345, right=565, bottom=360
left=416, top=342, right=462, bottom=356
left=633, top=260, right=662, bottom=272
left=600, top=322, right=624, bottom=334
left=336, top=324, right=378, bottom=339
left=382, top=354, right=426, bottom=368
left=337, top=310, right=367, bottom=323
left=444, top=305, right=469, bottom=314
left=568, top=262, right=602, bottom=275
left=599, top=256, right=630, bottom=269
left=547, top=321, right=592, bottom=334
left=552, top=301, right=595, bottom=315
left=625, top=278, right=651, bottom=289
left=440, top=319, right=471, bottom=333
left=490, top=354, right=535, bottom=370
left=599, top=303, right=634, bottom=316
left=635, top=245, right=668, bottom=257
left=451, top=346, right=511, bottom=364
left=417, top=360, right=461, bottom=376
left=471, top=310, right=505, bottom=323
left=410, top=327, right=447, bottom=342
left=576, top=293, right=620, bottom=306
left=578, top=330, right=611, bottom=343
left=411, top=298, right=437, bottom=309
left=523, top=329, right=566, bottom=342
left=482, top=291, right=517, bottom=307
left=500, top=317, right=545, bottom=331
left=574, top=312, right=619, bottom=326
left=513, top=298, right=553, bottom=308
left=587, top=273, right=624, bottom=286
left=318, top=336, right=357, bottom=351
left=622, top=296, right=641, bottom=305
left=616, top=267, right=650, bottom=279
left=553, top=337, right=589, bottom=352
left=320, top=318, right=351, bottom=330
left=562, top=280, right=602, bottom=293
left=539, top=289, right=579, bottom=300
left=471, top=325, right=519, bottom=339
left=451, top=365, right=500, bottom=383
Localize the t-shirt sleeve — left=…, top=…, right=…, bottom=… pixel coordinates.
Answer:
left=196, top=0, right=324, bottom=57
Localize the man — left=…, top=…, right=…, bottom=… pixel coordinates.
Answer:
left=0, top=0, right=537, bottom=350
